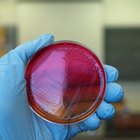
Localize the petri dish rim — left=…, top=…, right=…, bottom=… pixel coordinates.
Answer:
left=25, top=40, right=107, bottom=125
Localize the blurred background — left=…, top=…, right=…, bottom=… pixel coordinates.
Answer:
left=0, top=0, right=140, bottom=139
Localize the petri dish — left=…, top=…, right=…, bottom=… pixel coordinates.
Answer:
left=25, top=41, right=106, bottom=124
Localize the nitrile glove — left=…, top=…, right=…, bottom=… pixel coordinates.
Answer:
left=0, top=34, right=124, bottom=140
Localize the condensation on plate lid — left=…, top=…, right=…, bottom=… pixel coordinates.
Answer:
left=25, top=41, right=106, bottom=124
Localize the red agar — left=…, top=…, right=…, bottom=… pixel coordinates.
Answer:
left=25, top=41, right=106, bottom=124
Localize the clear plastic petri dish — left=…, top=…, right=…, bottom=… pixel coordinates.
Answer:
left=25, top=41, right=106, bottom=124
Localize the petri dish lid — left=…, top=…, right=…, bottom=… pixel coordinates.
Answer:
left=25, top=41, right=106, bottom=124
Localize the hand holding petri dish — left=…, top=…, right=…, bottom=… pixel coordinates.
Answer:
left=25, top=41, right=106, bottom=124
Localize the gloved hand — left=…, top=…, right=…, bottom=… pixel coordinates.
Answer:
left=0, top=34, right=124, bottom=140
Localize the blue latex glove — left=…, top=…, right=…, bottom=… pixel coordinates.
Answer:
left=0, top=34, right=124, bottom=140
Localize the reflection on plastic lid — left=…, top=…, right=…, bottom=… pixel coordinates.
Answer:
left=25, top=41, right=106, bottom=124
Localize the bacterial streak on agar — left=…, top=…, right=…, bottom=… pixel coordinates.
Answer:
left=25, top=41, right=106, bottom=124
